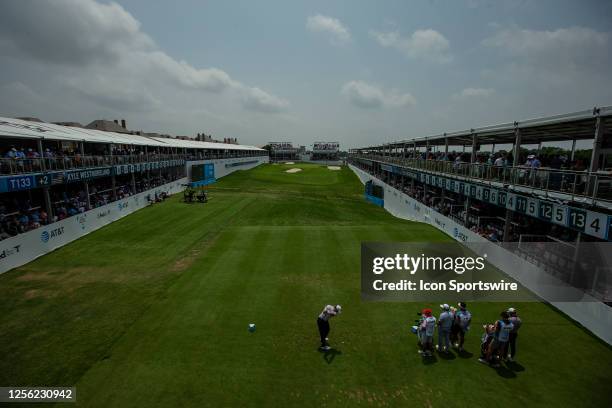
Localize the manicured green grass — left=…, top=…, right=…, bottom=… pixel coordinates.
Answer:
left=0, top=163, right=610, bottom=407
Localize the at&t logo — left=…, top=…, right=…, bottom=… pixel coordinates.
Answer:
left=41, top=226, right=65, bottom=243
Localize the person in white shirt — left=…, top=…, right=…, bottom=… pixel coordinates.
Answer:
left=317, top=304, right=342, bottom=350
left=419, top=308, right=436, bottom=356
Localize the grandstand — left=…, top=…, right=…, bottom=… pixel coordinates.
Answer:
left=0, top=116, right=268, bottom=273
left=348, top=106, right=612, bottom=309
left=311, top=142, right=340, bottom=161
left=268, top=141, right=299, bottom=162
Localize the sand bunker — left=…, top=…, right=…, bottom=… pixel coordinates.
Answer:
left=327, top=166, right=341, bottom=171
left=285, top=168, right=302, bottom=173
left=285, top=161, right=295, bottom=165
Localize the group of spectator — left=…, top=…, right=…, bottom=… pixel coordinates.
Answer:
left=0, top=172, right=176, bottom=241
left=361, top=160, right=582, bottom=244
left=417, top=303, right=522, bottom=366
left=0, top=199, right=48, bottom=240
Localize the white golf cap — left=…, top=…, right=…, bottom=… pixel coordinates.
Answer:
left=508, top=307, right=516, bottom=313
left=440, top=304, right=450, bottom=310
left=335, top=305, right=342, bottom=313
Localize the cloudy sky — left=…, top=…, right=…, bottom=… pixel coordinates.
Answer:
left=0, top=0, right=611, bottom=148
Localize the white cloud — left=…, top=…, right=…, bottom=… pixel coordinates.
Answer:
left=370, top=29, right=451, bottom=63
left=452, top=87, right=495, bottom=100
left=341, top=81, right=416, bottom=109
left=482, top=26, right=609, bottom=72
left=240, top=87, right=289, bottom=113
left=0, top=0, right=288, bottom=114
left=306, top=15, right=351, bottom=46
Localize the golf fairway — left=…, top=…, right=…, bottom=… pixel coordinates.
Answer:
left=0, top=164, right=610, bottom=407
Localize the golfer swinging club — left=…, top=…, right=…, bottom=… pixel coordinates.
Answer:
left=317, top=304, right=342, bottom=350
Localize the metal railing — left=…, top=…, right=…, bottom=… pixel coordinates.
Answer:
left=0, top=151, right=265, bottom=175
left=351, top=154, right=612, bottom=203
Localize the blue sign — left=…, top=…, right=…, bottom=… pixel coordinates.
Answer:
left=365, top=193, right=384, bottom=207
left=4, top=175, right=36, bottom=192
left=64, top=167, right=112, bottom=183
left=205, top=163, right=215, bottom=180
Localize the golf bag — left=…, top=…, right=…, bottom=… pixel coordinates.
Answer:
left=480, top=324, right=496, bottom=362
left=411, top=313, right=426, bottom=348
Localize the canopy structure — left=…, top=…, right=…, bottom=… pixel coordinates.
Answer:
left=0, top=117, right=263, bottom=151
left=150, top=137, right=263, bottom=151
left=354, top=106, right=612, bottom=151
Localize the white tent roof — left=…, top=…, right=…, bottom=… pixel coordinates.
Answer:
left=150, top=137, right=262, bottom=151
left=0, top=117, right=263, bottom=151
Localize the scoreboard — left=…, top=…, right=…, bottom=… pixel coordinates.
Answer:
left=385, top=165, right=611, bottom=240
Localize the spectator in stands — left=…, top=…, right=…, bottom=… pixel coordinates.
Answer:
left=453, top=155, right=462, bottom=170
left=4, top=147, right=17, bottom=158
left=15, top=148, right=26, bottom=159
left=27, top=148, right=40, bottom=158
left=494, top=153, right=506, bottom=167
left=525, top=155, right=541, bottom=168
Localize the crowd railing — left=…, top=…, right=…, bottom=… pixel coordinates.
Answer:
left=0, top=151, right=265, bottom=175
left=351, top=154, right=612, bottom=203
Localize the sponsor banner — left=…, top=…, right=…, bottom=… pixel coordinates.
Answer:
left=186, top=156, right=268, bottom=181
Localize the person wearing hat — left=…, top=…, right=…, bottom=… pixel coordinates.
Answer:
left=436, top=304, right=453, bottom=353
left=525, top=155, right=541, bottom=169
left=507, top=307, right=522, bottom=361
left=419, top=308, right=436, bottom=356
left=317, top=304, right=342, bottom=351
left=489, top=310, right=514, bottom=365
left=454, top=302, right=472, bottom=352
left=5, top=147, right=16, bottom=159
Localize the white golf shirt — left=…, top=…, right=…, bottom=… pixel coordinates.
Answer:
left=318, top=305, right=337, bottom=321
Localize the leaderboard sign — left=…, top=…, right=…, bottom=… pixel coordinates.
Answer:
left=386, top=165, right=610, bottom=240
left=114, top=159, right=184, bottom=176
left=423, top=172, right=609, bottom=240
left=0, top=160, right=185, bottom=193
left=0, top=172, right=63, bottom=193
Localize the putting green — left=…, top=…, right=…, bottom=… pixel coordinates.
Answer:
left=0, top=163, right=610, bottom=407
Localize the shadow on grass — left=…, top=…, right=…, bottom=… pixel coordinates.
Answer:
left=437, top=351, right=456, bottom=360
left=456, top=349, right=474, bottom=359
left=495, top=365, right=517, bottom=378
left=319, top=348, right=342, bottom=364
left=506, top=361, right=526, bottom=372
